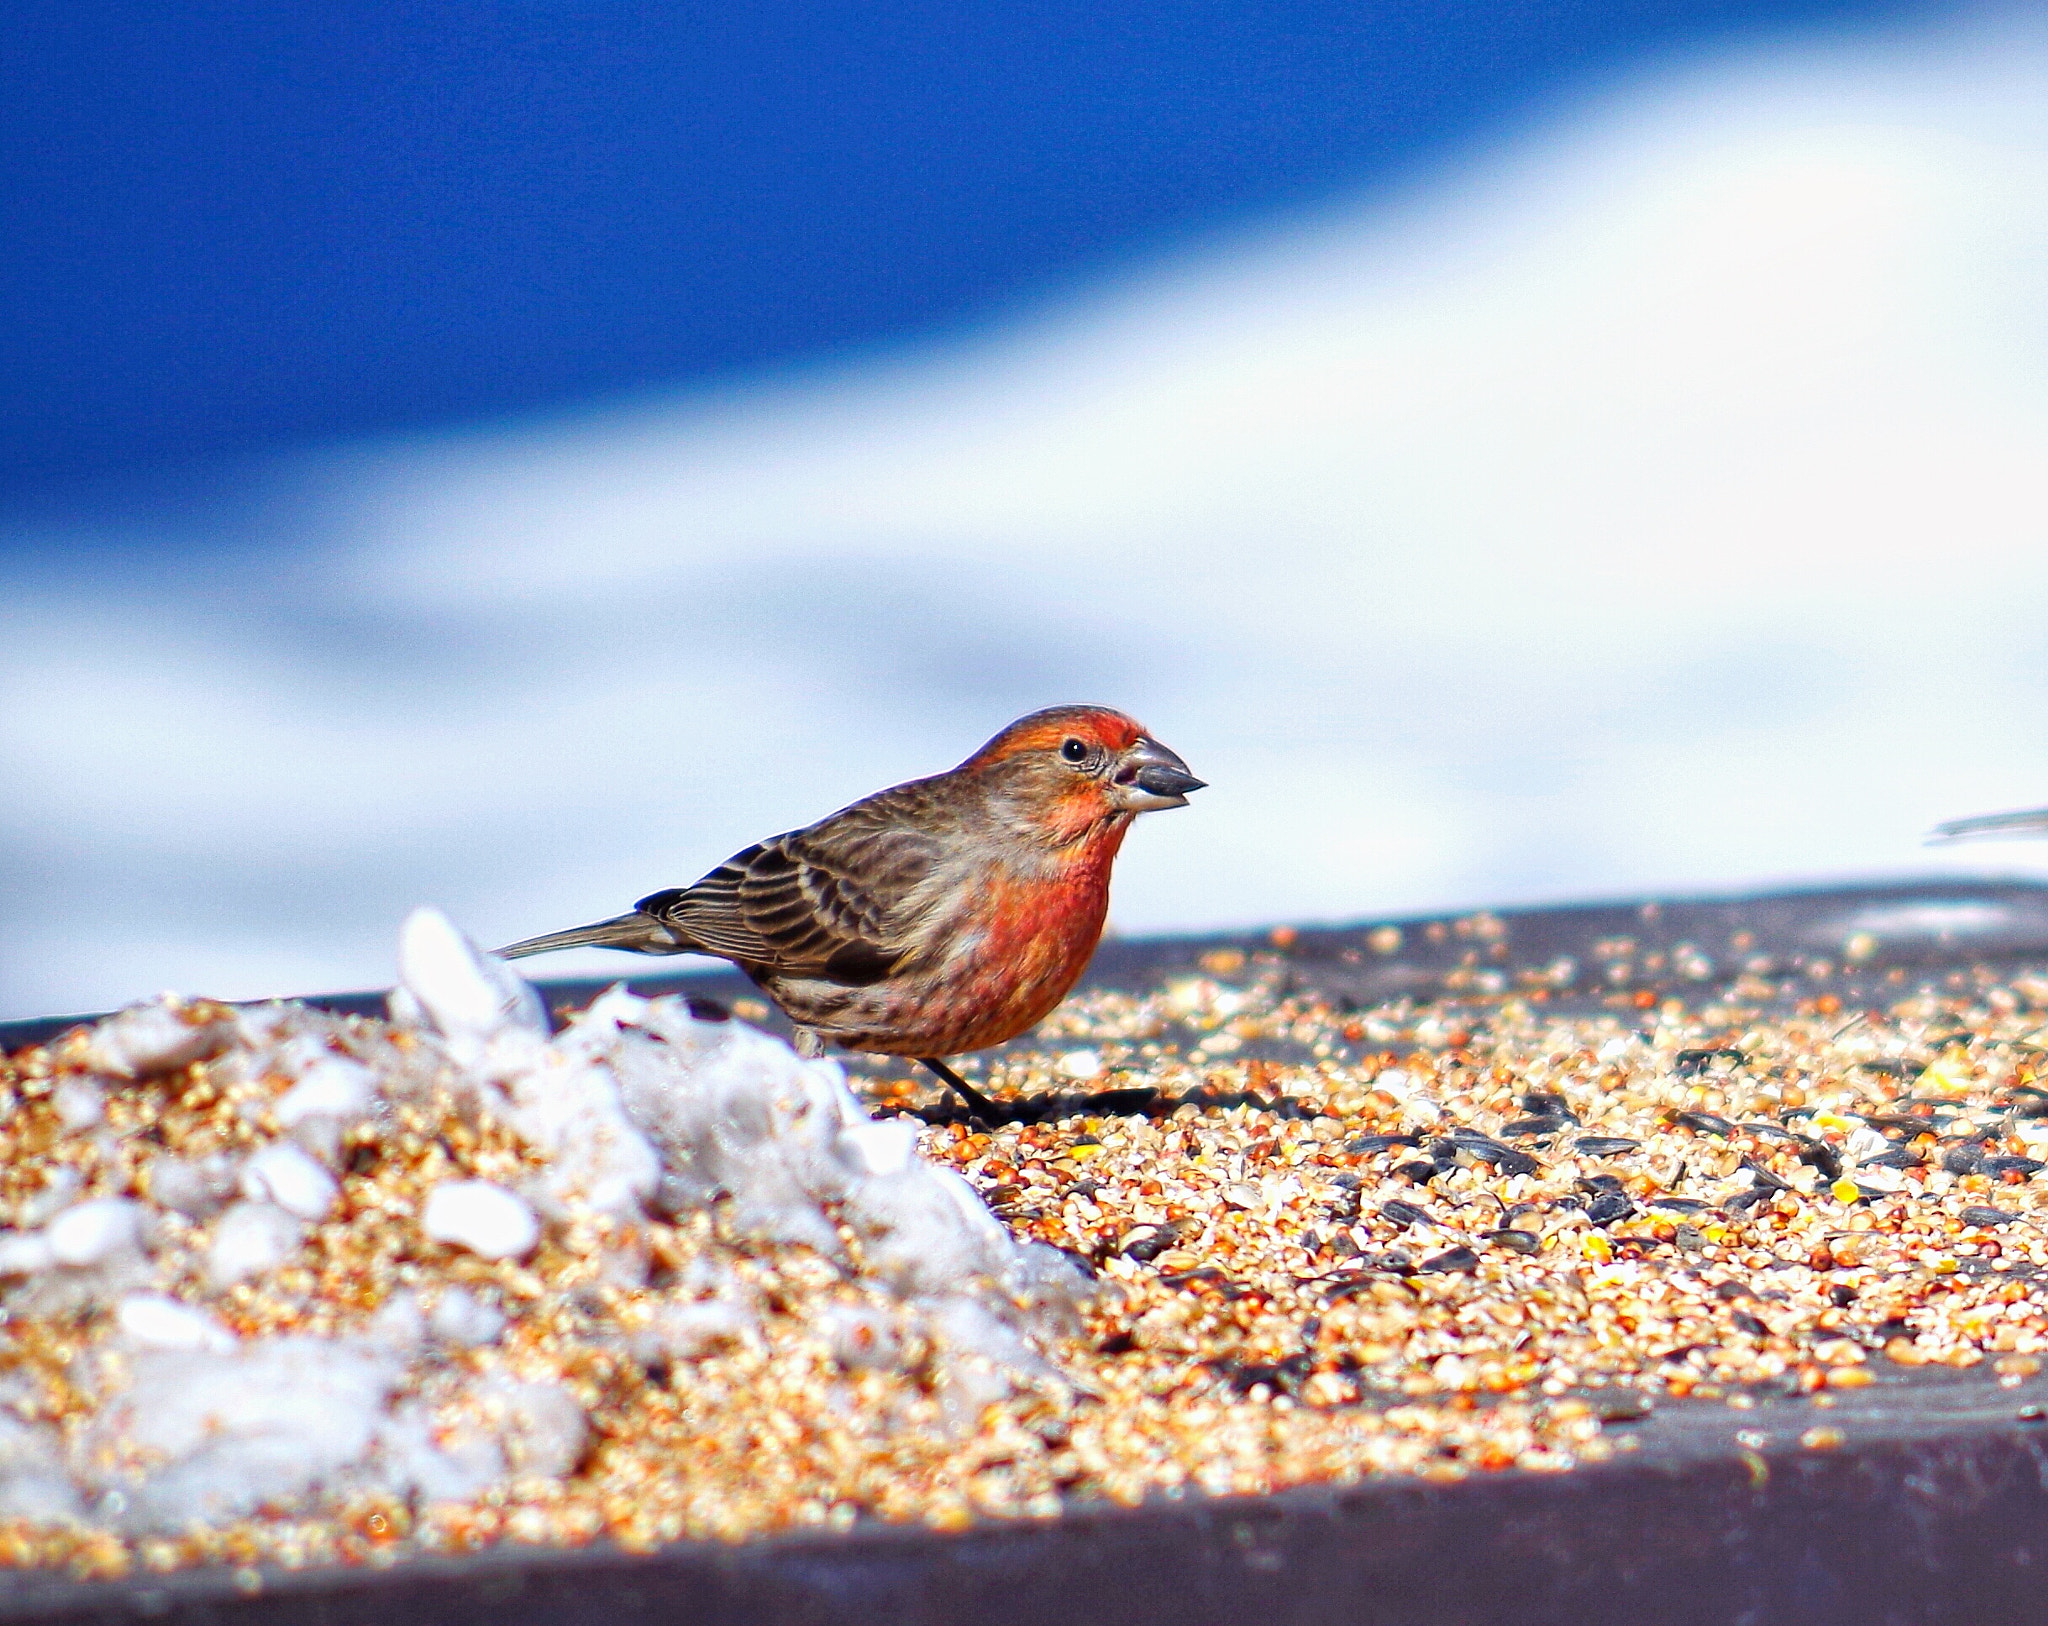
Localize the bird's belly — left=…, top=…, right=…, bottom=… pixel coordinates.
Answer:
left=761, top=878, right=1109, bottom=1057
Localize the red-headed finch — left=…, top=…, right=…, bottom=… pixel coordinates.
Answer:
left=497, top=706, right=1204, bottom=1118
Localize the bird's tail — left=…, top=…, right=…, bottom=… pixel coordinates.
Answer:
left=1928, top=808, right=2048, bottom=845
left=494, top=911, right=681, bottom=960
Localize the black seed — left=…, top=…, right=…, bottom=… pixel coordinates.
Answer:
left=1676, top=1048, right=1747, bottom=1078
left=1380, top=1200, right=1432, bottom=1228
left=1520, top=1091, right=1577, bottom=1121
left=1673, top=1111, right=1735, bottom=1136
left=1120, top=1222, right=1182, bottom=1262
left=1942, top=1144, right=1986, bottom=1176
left=1742, top=1159, right=1792, bottom=1192
left=1445, top=1133, right=1539, bottom=1175
left=1961, top=1206, right=2019, bottom=1228
left=1732, top=1309, right=1771, bottom=1338
left=1097, top=1331, right=1139, bottom=1356
left=1483, top=1228, right=1541, bottom=1254
left=1397, top=1160, right=1439, bottom=1184
left=1983, top=1156, right=2045, bottom=1179
left=1501, top=1117, right=1566, bottom=1138
left=1860, top=1113, right=1936, bottom=1135
left=1584, top=1192, right=1635, bottom=1226
left=1575, top=1136, right=1642, bottom=1156
left=1854, top=1059, right=1925, bottom=1080
left=1348, top=1133, right=1423, bottom=1154
left=1420, top=1246, right=1479, bottom=1273
left=1828, top=1283, right=1858, bottom=1307
left=1792, top=1137, right=1842, bottom=1181
left=1219, top=1362, right=1285, bottom=1396
left=1649, top=1196, right=1708, bottom=1213
left=1860, top=1148, right=1923, bottom=1170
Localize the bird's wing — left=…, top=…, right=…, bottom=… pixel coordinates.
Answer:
left=638, top=788, right=948, bottom=982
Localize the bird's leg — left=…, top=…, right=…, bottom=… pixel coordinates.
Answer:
left=919, top=1058, right=1007, bottom=1123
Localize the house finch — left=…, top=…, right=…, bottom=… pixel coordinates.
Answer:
left=496, top=705, right=1204, bottom=1119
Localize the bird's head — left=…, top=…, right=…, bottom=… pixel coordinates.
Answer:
left=965, top=705, right=1205, bottom=844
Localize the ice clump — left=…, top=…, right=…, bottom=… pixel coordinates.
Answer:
left=72, top=995, right=236, bottom=1079
left=422, top=1180, right=540, bottom=1260
left=240, top=1142, right=340, bottom=1220
left=115, top=1293, right=238, bottom=1353
left=0, top=905, right=1086, bottom=1542
left=81, top=1339, right=401, bottom=1531
left=392, top=909, right=659, bottom=1223
left=51, top=1077, right=106, bottom=1130
left=147, top=1153, right=239, bottom=1218
left=270, top=1042, right=378, bottom=1162
left=599, top=989, right=1086, bottom=1329
left=427, top=1286, right=507, bottom=1347
left=0, top=1195, right=153, bottom=1315
left=389, top=906, right=549, bottom=1062
left=47, top=1198, right=143, bottom=1267
left=207, top=1200, right=304, bottom=1288
left=0, top=1416, right=82, bottom=1523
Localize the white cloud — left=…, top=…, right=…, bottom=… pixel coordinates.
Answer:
left=6, top=11, right=2048, bottom=1018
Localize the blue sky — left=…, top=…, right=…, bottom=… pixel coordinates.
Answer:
left=5, top=1, right=2046, bottom=1019
left=6, top=0, right=1939, bottom=498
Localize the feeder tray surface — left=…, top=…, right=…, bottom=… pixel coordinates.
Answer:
left=5, top=878, right=2048, bottom=1626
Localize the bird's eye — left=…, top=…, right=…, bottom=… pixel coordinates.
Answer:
left=1060, top=737, right=1088, bottom=763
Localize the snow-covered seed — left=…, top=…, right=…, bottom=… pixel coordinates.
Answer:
left=116, top=1293, right=237, bottom=1352
left=47, top=1199, right=143, bottom=1267
left=207, top=1201, right=304, bottom=1288
left=239, top=1142, right=340, bottom=1220
left=421, top=1181, right=540, bottom=1261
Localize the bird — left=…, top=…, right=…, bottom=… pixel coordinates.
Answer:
left=1929, top=808, right=2048, bottom=843
left=496, top=705, right=1204, bottom=1120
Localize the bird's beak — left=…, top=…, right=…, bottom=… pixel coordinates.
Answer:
left=1112, top=737, right=1206, bottom=811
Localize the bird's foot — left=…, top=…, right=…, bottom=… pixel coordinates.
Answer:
left=917, top=1058, right=1029, bottom=1126
left=912, top=1060, right=1160, bottom=1126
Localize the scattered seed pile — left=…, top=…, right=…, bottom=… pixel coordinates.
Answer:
left=5, top=912, right=2048, bottom=1580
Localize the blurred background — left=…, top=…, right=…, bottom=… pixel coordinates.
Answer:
left=4, top=0, right=2046, bottom=1020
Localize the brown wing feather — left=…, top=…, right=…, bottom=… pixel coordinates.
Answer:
left=638, top=783, right=950, bottom=981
